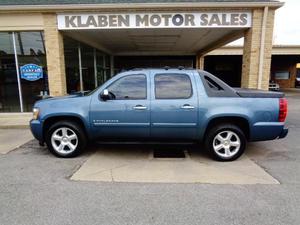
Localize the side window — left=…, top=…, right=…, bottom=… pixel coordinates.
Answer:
left=155, top=73, right=192, bottom=99
left=204, top=76, right=224, bottom=91
left=107, top=74, right=147, bottom=100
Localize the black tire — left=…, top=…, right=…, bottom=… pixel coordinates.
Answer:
left=45, top=120, right=87, bottom=158
left=205, top=123, right=246, bottom=161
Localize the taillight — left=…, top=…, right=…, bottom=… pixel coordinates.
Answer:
left=279, top=98, right=288, bottom=122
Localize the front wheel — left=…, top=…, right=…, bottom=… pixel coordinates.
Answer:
left=45, top=120, right=86, bottom=158
left=205, top=124, right=246, bottom=161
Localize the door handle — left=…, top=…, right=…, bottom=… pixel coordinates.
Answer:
left=180, top=104, right=195, bottom=109
left=133, top=105, right=147, bottom=110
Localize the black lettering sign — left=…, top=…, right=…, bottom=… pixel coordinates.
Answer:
left=221, top=14, right=230, bottom=25
left=185, top=14, right=195, bottom=26
left=109, top=15, right=118, bottom=27
left=240, top=13, right=248, bottom=26
left=86, top=16, right=97, bottom=27
left=118, top=15, right=130, bottom=27
left=98, top=16, right=108, bottom=27
left=209, top=14, right=221, bottom=26
left=65, top=16, right=77, bottom=27
left=150, top=15, right=161, bottom=26
left=136, top=15, right=149, bottom=27
left=231, top=14, right=239, bottom=26
left=172, top=14, right=184, bottom=26
left=200, top=14, right=208, bottom=26
left=161, top=14, right=172, bottom=26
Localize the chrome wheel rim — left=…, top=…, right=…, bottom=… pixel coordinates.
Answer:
left=51, top=127, right=78, bottom=155
left=213, top=130, right=241, bottom=159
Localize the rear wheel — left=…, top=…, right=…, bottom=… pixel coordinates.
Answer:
left=45, top=120, right=86, bottom=158
left=205, top=124, right=246, bottom=161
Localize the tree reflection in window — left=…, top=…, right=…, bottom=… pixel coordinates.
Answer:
left=155, top=74, right=192, bottom=99
left=107, top=74, right=147, bottom=100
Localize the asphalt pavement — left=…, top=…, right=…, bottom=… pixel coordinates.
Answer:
left=0, top=91, right=299, bottom=225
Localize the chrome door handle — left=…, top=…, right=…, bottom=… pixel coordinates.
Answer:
left=133, top=105, right=147, bottom=110
left=180, top=104, right=195, bottom=109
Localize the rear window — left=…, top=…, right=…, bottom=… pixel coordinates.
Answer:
left=154, top=73, right=192, bottom=99
left=204, top=76, right=224, bottom=91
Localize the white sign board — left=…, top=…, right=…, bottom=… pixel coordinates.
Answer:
left=57, top=12, right=252, bottom=30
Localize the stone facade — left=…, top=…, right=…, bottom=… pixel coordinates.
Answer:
left=43, top=13, right=67, bottom=96
left=196, top=54, right=205, bottom=70
left=241, top=8, right=275, bottom=90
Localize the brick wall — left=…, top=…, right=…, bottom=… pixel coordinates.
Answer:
left=241, top=8, right=275, bottom=90
left=43, top=13, right=67, bottom=96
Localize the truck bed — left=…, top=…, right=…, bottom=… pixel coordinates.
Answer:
left=234, top=88, right=284, bottom=98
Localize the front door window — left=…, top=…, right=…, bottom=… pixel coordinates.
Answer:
left=107, top=74, right=147, bottom=100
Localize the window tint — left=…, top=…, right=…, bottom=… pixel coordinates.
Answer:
left=155, top=74, right=192, bottom=99
left=107, top=74, right=146, bottom=100
left=204, top=76, right=223, bottom=91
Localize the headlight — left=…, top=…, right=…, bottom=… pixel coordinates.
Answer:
left=32, top=107, right=40, bottom=120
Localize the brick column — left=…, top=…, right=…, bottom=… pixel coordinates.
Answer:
left=241, top=8, right=275, bottom=90
left=43, top=13, right=67, bottom=96
left=196, top=54, right=205, bottom=70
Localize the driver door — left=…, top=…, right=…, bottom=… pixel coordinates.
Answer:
left=89, top=72, right=150, bottom=139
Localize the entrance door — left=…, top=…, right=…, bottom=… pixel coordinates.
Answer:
left=90, top=72, right=150, bottom=139
left=150, top=71, right=198, bottom=140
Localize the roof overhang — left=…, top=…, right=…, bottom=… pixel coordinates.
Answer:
left=207, top=45, right=300, bottom=56
left=0, top=2, right=284, bottom=12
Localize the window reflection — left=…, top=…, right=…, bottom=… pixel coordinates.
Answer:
left=108, top=75, right=147, bottom=100
left=16, top=32, right=48, bottom=112
left=0, top=32, right=20, bottom=112
left=155, top=74, right=192, bottom=99
left=15, top=32, right=45, bottom=56
left=64, top=37, right=111, bottom=94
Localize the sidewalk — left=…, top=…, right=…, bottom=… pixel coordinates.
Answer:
left=0, top=113, right=33, bottom=154
left=0, top=113, right=32, bottom=129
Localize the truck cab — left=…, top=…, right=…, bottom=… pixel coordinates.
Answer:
left=90, top=69, right=199, bottom=140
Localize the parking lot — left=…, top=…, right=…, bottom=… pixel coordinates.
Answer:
left=0, top=90, right=299, bottom=225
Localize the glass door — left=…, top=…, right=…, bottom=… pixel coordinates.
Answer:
left=15, top=32, right=48, bottom=112
left=0, top=32, right=20, bottom=112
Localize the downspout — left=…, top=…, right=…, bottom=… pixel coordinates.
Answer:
left=258, top=6, right=269, bottom=89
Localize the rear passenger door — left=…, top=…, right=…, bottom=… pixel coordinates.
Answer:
left=150, top=71, right=198, bottom=140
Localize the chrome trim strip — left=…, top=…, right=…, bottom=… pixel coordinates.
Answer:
left=93, top=122, right=150, bottom=126
left=152, top=123, right=197, bottom=127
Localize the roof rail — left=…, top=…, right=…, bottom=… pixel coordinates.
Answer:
left=128, top=67, right=195, bottom=71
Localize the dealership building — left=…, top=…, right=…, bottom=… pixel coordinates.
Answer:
left=0, top=0, right=296, bottom=112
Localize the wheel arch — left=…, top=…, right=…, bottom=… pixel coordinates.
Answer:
left=42, top=115, right=89, bottom=141
left=204, top=116, right=250, bottom=141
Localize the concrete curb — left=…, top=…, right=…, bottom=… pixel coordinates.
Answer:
left=0, top=125, right=29, bottom=129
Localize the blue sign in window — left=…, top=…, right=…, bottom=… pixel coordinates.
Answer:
left=20, top=64, right=43, bottom=81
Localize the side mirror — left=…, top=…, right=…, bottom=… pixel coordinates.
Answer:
left=100, top=89, right=110, bottom=101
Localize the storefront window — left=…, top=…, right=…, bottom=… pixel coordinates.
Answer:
left=16, top=32, right=48, bottom=112
left=0, top=32, right=20, bottom=112
left=96, top=50, right=107, bottom=86
left=64, top=38, right=80, bottom=93
left=0, top=31, right=48, bottom=112
left=81, top=43, right=95, bottom=91
left=64, top=37, right=112, bottom=93
left=275, top=71, right=290, bottom=80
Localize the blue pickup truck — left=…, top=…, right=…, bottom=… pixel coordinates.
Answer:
left=30, top=68, right=288, bottom=161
